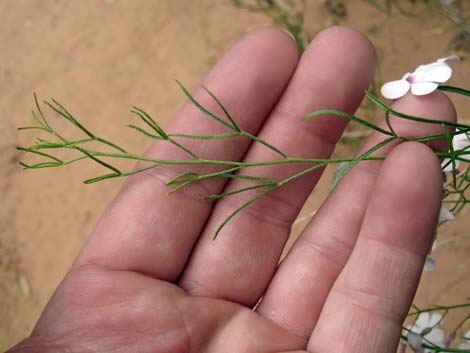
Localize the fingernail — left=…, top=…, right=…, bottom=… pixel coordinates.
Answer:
left=280, top=28, right=296, bottom=42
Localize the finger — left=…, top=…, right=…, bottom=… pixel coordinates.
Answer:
left=179, top=26, right=376, bottom=305
left=307, top=142, right=443, bottom=353
left=257, top=91, right=456, bottom=339
left=75, top=27, right=300, bottom=280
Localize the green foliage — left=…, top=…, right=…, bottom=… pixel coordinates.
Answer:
left=17, top=82, right=470, bottom=239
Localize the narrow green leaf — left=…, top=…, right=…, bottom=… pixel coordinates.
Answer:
left=75, top=146, right=121, bottom=174
left=168, top=132, right=241, bottom=140
left=166, top=171, right=199, bottom=185
left=84, top=173, right=121, bottom=184
left=44, top=100, right=95, bottom=138
left=438, top=85, right=470, bottom=96
left=221, top=173, right=277, bottom=184
left=195, top=167, right=241, bottom=181
left=16, top=146, right=63, bottom=163
left=203, top=183, right=272, bottom=200
left=201, top=84, right=240, bottom=131
left=26, top=161, right=63, bottom=169
left=302, top=109, right=393, bottom=136
left=213, top=186, right=276, bottom=239
left=366, top=91, right=469, bottom=129
left=131, top=106, right=168, bottom=139
left=279, top=163, right=324, bottom=185
left=331, top=136, right=396, bottom=190
left=128, top=125, right=163, bottom=140
left=167, top=180, right=193, bottom=194
left=122, top=164, right=160, bottom=177
left=34, top=93, right=50, bottom=129
left=168, top=139, right=200, bottom=160
left=94, top=137, right=127, bottom=154
left=242, top=132, right=287, bottom=158
left=18, top=126, right=46, bottom=131
left=443, top=124, right=457, bottom=188
left=175, top=80, right=235, bottom=131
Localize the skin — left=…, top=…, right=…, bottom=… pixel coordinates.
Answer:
left=8, top=26, right=457, bottom=353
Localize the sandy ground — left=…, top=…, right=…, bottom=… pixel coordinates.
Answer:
left=1, top=0, right=469, bottom=351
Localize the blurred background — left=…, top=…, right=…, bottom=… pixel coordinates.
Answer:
left=1, top=0, right=469, bottom=351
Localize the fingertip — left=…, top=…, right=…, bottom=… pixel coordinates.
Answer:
left=309, top=25, right=377, bottom=73
left=294, top=26, right=376, bottom=116
left=238, top=26, right=300, bottom=63
left=386, top=141, right=443, bottom=186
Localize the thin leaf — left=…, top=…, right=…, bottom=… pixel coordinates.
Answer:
left=84, top=173, right=121, bottom=184
left=213, top=186, right=276, bottom=239
left=131, top=106, right=168, bottom=139
left=18, top=126, right=46, bottom=131
left=201, top=85, right=240, bottom=131
left=19, top=161, right=62, bottom=169
left=302, top=109, right=394, bottom=136
left=122, top=164, right=160, bottom=177
left=242, top=132, right=287, bottom=158
left=95, top=137, right=127, bottom=154
left=16, top=146, right=63, bottom=163
left=175, top=80, right=235, bottom=131
left=366, top=91, right=469, bottom=129
left=167, top=180, right=193, bottom=194
left=168, top=139, right=199, bottom=159
left=46, top=99, right=95, bottom=138
left=128, top=125, right=164, bottom=140
left=443, top=124, right=457, bottom=188
left=75, top=146, right=121, bottom=174
left=438, top=85, right=470, bottom=96
left=203, top=183, right=272, bottom=200
left=331, top=136, right=396, bottom=190
left=34, top=93, right=51, bottom=129
left=168, top=132, right=241, bottom=140
left=166, top=171, right=199, bottom=185
left=221, top=173, right=277, bottom=184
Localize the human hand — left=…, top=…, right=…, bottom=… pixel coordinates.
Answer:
left=8, top=26, right=456, bottom=353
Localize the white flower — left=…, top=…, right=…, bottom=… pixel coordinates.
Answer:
left=442, top=128, right=470, bottom=172
left=453, top=130, right=470, bottom=151
left=408, top=332, right=424, bottom=353
left=424, top=241, right=438, bottom=272
left=439, top=206, right=455, bottom=223
left=424, top=256, right=436, bottom=271
left=406, top=312, right=445, bottom=353
left=380, top=56, right=460, bottom=99
left=458, top=330, right=470, bottom=350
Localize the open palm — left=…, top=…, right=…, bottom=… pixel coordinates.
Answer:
left=9, top=27, right=456, bottom=353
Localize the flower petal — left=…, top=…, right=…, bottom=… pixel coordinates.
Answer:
left=453, top=129, right=470, bottom=151
left=424, top=256, right=436, bottom=271
left=408, top=332, right=424, bottom=353
left=439, top=206, right=455, bottom=223
left=441, top=158, right=460, bottom=172
left=437, top=55, right=460, bottom=63
left=411, top=81, right=439, bottom=96
left=426, top=328, right=445, bottom=345
left=380, top=79, right=410, bottom=99
left=416, top=312, right=431, bottom=330
left=414, top=63, right=452, bottom=83
left=458, top=342, right=470, bottom=350
left=401, top=72, right=413, bottom=80
left=429, top=313, right=443, bottom=327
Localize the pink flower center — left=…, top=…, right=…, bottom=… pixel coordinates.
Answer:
left=406, top=74, right=416, bottom=84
